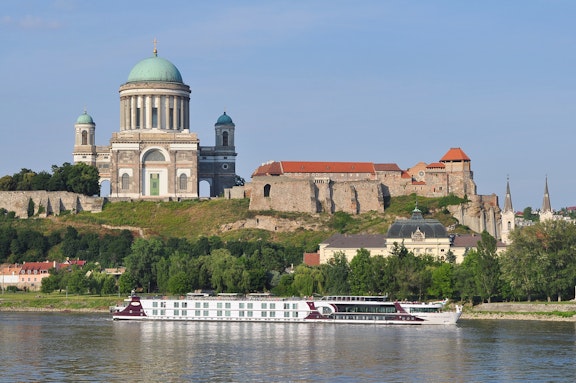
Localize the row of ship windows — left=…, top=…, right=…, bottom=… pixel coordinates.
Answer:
left=151, top=310, right=299, bottom=318
left=152, top=302, right=298, bottom=310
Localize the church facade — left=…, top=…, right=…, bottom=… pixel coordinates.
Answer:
left=72, top=46, right=237, bottom=199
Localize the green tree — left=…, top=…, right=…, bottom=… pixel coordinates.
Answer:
left=348, top=248, right=373, bottom=295
left=475, top=231, right=501, bottom=303
left=322, top=252, right=350, bottom=295
left=500, top=226, right=546, bottom=301
left=67, top=162, right=100, bottom=196
left=124, top=238, right=166, bottom=292
left=428, top=263, right=454, bottom=299
left=0, top=175, right=16, bottom=191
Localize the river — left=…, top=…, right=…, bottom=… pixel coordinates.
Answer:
left=1, top=312, right=575, bottom=382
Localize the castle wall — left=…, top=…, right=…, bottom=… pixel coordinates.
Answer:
left=0, top=191, right=105, bottom=218
left=248, top=177, right=317, bottom=213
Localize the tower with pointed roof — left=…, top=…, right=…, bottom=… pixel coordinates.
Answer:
left=539, top=177, right=554, bottom=222
left=73, top=43, right=238, bottom=198
left=500, top=177, right=515, bottom=244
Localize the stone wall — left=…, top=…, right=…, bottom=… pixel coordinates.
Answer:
left=0, top=191, right=105, bottom=218
left=248, top=177, right=385, bottom=214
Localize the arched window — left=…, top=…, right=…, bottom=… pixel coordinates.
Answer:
left=121, top=173, right=130, bottom=190
left=222, top=131, right=229, bottom=146
left=82, top=131, right=88, bottom=145
left=179, top=174, right=187, bottom=190
left=143, top=149, right=166, bottom=162
left=264, top=184, right=271, bottom=197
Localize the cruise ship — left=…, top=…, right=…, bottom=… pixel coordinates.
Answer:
left=112, top=294, right=462, bottom=325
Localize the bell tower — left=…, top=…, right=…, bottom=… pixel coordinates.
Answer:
left=72, top=110, right=97, bottom=166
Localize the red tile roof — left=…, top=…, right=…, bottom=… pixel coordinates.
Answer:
left=440, top=147, right=470, bottom=162
left=374, top=163, right=402, bottom=171
left=281, top=161, right=375, bottom=174
left=426, top=162, right=445, bottom=169
left=252, top=161, right=376, bottom=176
left=251, top=161, right=284, bottom=177
left=303, top=252, right=320, bottom=266
left=20, top=261, right=55, bottom=272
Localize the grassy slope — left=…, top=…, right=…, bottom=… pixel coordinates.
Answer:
left=13, top=194, right=465, bottom=250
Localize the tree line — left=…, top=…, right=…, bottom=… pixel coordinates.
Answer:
left=0, top=163, right=100, bottom=196
left=4, top=207, right=576, bottom=302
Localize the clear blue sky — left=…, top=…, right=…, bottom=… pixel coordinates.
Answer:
left=1, top=0, right=575, bottom=211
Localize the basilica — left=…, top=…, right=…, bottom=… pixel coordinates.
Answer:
left=72, top=45, right=237, bottom=198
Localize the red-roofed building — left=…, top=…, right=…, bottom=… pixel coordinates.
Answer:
left=19, top=261, right=57, bottom=291
left=247, top=148, right=497, bottom=238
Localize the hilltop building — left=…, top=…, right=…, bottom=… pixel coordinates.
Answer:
left=73, top=44, right=237, bottom=198
left=249, top=148, right=479, bottom=215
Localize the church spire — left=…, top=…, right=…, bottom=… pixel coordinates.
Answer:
left=503, top=176, right=513, bottom=213
left=153, top=37, right=158, bottom=57
left=542, top=176, right=552, bottom=213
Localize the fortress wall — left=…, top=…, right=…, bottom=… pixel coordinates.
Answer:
left=0, top=191, right=104, bottom=218
left=248, top=178, right=317, bottom=213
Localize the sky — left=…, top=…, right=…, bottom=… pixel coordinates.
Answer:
left=1, top=0, right=576, bottom=211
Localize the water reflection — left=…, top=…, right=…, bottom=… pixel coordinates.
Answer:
left=1, top=314, right=576, bottom=382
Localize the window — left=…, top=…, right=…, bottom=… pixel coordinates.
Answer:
left=169, top=108, right=174, bottom=129
left=121, top=173, right=129, bottom=190
left=179, top=174, right=187, bottom=190
left=152, top=107, right=158, bottom=128
left=223, top=131, right=229, bottom=146
left=136, top=108, right=141, bottom=128
left=174, top=302, right=179, bottom=308
left=82, top=131, right=88, bottom=145
left=264, top=184, right=271, bottom=197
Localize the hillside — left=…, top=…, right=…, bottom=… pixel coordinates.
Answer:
left=35, top=194, right=467, bottom=251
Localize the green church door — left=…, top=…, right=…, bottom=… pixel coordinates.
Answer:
left=150, top=173, right=160, bottom=196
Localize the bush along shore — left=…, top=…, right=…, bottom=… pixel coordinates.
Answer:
left=461, top=302, right=576, bottom=321
left=0, top=293, right=122, bottom=313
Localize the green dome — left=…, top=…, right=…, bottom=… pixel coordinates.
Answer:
left=76, top=111, right=94, bottom=124
left=216, top=112, right=233, bottom=125
left=127, top=55, right=183, bottom=83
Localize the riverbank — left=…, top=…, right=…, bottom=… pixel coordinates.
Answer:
left=0, top=293, right=121, bottom=313
left=461, top=301, right=576, bottom=321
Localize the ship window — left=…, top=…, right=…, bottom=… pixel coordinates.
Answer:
left=239, top=311, right=245, bottom=317
left=225, top=311, right=231, bottom=317
left=152, top=302, right=158, bottom=308
left=182, top=310, right=187, bottom=316
left=160, top=302, right=166, bottom=308
left=174, top=310, right=179, bottom=316
left=248, top=311, right=253, bottom=317
left=217, top=302, right=223, bottom=309
left=217, top=310, right=222, bottom=316
left=195, top=302, right=201, bottom=308
left=203, top=310, right=209, bottom=316
left=239, top=303, right=245, bottom=309
left=261, top=303, right=267, bottom=309
left=261, top=311, right=267, bottom=317
left=284, top=311, right=290, bottom=318
left=195, top=310, right=201, bottom=316
left=247, top=303, right=253, bottom=309
left=153, top=310, right=158, bottom=315
left=182, top=302, right=187, bottom=308
left=203, top=302, right=209, bottom=308
left=270, top=311, right=276, bottom=317
left=174, top=302, right=179, bottom=308
left=225, top=302, right=231, bottom=309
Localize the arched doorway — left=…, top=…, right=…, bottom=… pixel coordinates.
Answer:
left=99, top=179, right=111, bottom=197
left=199, top=179, right=212, bottom=198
